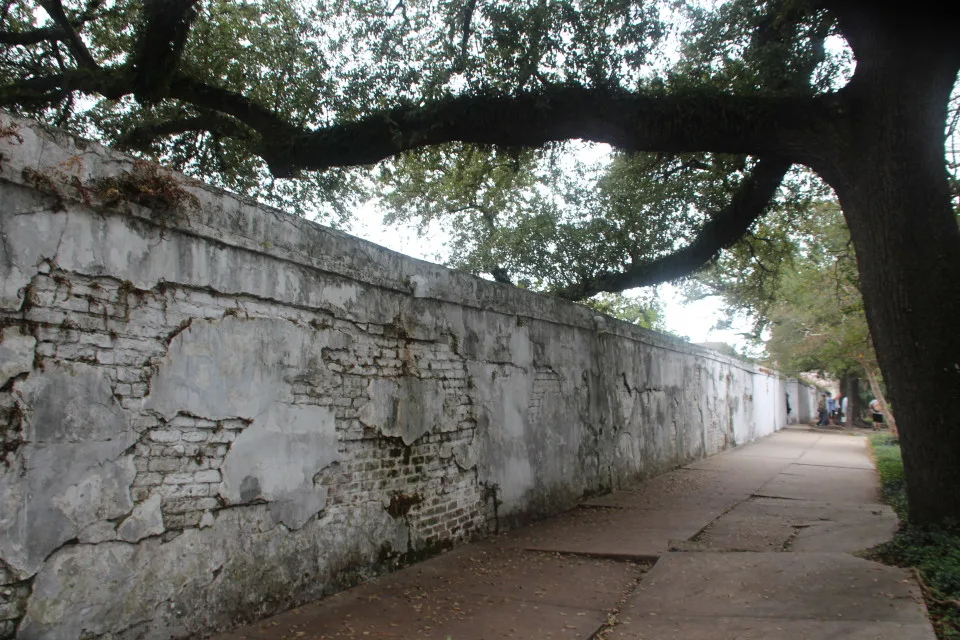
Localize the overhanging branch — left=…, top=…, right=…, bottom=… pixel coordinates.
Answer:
left=0, top=0, right=103, bottom=46
left=278, top=86, right=827, bottom=176
left=0, top=68, right=127, bottom=105
left=116, top=113, right=253, bottom=150
left=130, top=0, right=201, bottom=100
left=38, top=0, right=98, bottom=69
left=166, top=77, right=295, bottom=136
left=0, top=69, right=291, bottom=148
left=551, top=157, right=792, bottom=300
left=0, top=25, right=67, bottom=46
left=0, top=67, right=830, bottom=183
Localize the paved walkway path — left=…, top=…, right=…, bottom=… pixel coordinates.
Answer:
left=212, top=428, right=934, bottom=639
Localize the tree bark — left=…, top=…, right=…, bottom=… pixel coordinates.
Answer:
left=816, top=23, right=960, bottom=525
left=839, top=374, right=865, bottom=427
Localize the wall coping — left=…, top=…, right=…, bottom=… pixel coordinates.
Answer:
left=0, top=110, right=773, bottom=376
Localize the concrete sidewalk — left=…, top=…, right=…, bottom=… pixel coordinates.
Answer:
left=211, top=428, right=934, bottom=640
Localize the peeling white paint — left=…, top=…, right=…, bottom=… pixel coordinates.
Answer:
left=221, top=403, right=337, bottom=530
left=0, top=207, right=67, bottom=310
left=358, top=377, right=450, bottom=445
left=117, top=494, right=164, bottom=542
left=146, top=316, right=326, bottom=420
left=2, top=364, right=136, bottom=577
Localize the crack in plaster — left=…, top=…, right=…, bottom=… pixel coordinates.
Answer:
left=145, top=316, right=341, bottom=531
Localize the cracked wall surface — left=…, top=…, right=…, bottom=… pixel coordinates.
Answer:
left=0, top=111, right=806, bottom=639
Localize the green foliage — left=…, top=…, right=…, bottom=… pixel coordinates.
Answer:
left=380, top=142, right=759, bottom=294
left=378, top=142, right=543, bottom=280
left=870, top=433, right=908, bottom=519
left=690, top=170, right=832, bottom=335
left=374, top=0, right=854, bottom=294
left=868, top=434, right=960, bottom=639
left=761, top=201, right=875, bottom=377
left=671, top=0, right=851, bottom=96
left=691, top=184, right=880, bottom=380
left=880, top=527, right=960, bottom=639
left=579, top=292, right=665, bottom=331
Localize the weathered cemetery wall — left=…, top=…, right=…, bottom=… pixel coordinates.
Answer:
left=785, top=378, right=819, bottom=424
left=0, top=113, right=786, bottom=639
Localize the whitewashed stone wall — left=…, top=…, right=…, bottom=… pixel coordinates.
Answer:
left=0, top=112, right=787, bottom=640
left=785, top=378, right=819, bottom=424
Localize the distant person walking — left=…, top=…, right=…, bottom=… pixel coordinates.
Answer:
left=817, top=393, right=829, bottom=426
left=869, top=398, right=884, bottom=429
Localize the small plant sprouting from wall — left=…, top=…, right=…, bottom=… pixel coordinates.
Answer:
left=88, top=160, right=200, bottom=222
left=18, top=154, right=201, bottom=225
left=0, top=121, right=23, bottom=143
left=22, top=166, right=62, bottom=200
left=0, top=120, right=24, bottom=171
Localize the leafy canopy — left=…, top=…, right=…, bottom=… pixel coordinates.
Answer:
left=1, top=0, right=848, bottom=276
left=1, top=0, right=667, bottom=219
left=757, top=200, right=875, bottom=378
left=370, top=0, right=854, bottom=298
left=0, top=0, right=950, bottom=309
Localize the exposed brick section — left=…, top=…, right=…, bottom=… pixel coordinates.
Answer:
left=4, top=266, right=490, bottom=539
left=131, top=417, right=247, bottom=527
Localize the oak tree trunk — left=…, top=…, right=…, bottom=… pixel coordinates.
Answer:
left=839, top=374, right=865, bottom=427
left=819, top=26, right=960, bottom=525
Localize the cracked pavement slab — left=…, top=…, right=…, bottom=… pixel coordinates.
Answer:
left=212, top=547, right=648, bottom=639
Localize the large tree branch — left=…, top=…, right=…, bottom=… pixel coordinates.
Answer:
left=0, top=76, right=66, bottom=107
left=130, top=0, right=201, bottom=100
left=278, top=86, right=830, bottom=177
left=0, top=67, right=291, bottom=146
left=166, top=76, right=306, bottom=172
left=0, top=0, right=103, bottom=46
left=0, top=25, right=67, bottom=46
left=1, top=70, right=831, bottom=181
left=166, top=77, right=294, bottom=135
left=116, top=113, right=252, bottom=150
left=550, top=158, right=792, bottom=300
left=38, top=0, right=98, bottom=69
left=0, top=67, right=128, bottom=105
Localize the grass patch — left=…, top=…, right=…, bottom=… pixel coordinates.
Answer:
left=867, top=433, right=960, bottom=639
left=870, top=433, right=908, bottom=519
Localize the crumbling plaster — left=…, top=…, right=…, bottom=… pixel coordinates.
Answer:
left=0, top=111, right=795, bottom=639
